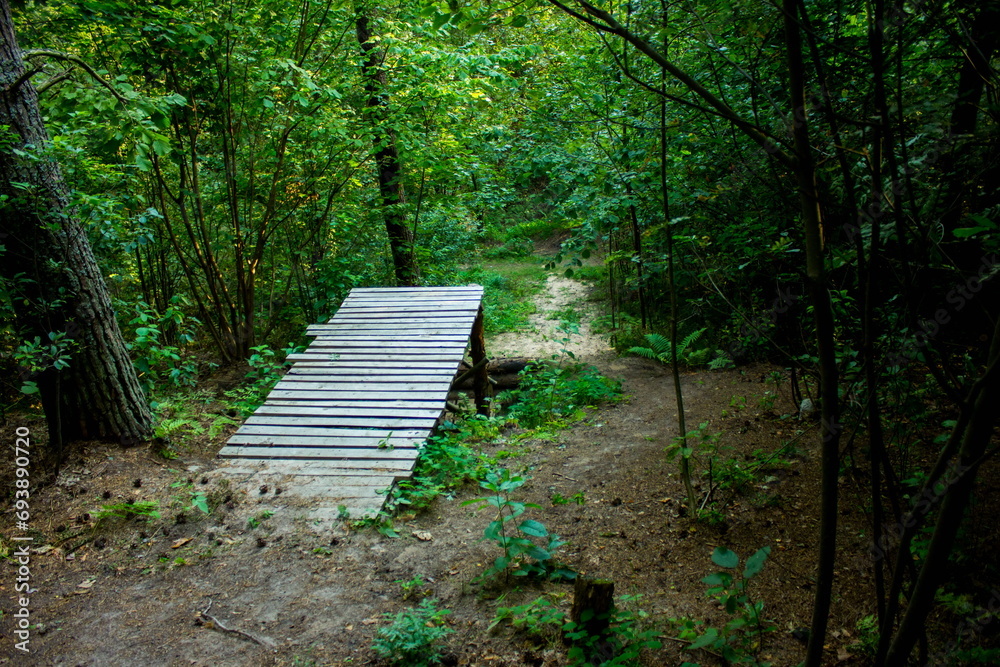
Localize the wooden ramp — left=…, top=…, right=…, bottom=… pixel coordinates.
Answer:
left=217, top=285, right=485, bottom=518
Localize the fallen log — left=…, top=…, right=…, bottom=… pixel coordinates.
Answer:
left=452, top=357, right=538, bottom=390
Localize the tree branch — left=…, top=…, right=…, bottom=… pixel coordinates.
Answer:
left=545, top=0, right=796, bottom=169
left=24, top=49, right=128, bottom=104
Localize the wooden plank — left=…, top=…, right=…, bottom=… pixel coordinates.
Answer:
left=219, top=444, right=419, bottom=460
left=289, top=352, right=465, bottom=370
left=274, top=379, right=451, bottom=390
left=275, top=376, right=454, bottom=386
left=219, top=463, right=398, bottom=482
left=219, top=447, right=418, bottom=465
left=294, top=339, right=468, bottom=348
left=291, top=350, right=466, bottom=357
left=268, top=389, right=443, bottom=400
left=292, top=354, right=464, bottom=373
left=340, top=300, right=481, bottom=309
left=234, top=424, right=427, bottom=438
left=254, top=405, right=442, bottom=418
left=286, top=365, right=457, bottom=375
left=220, top=462, right=407, bottom=477
left=308, top=329, right=470, bottom=337
left=307, top=323, right=471, bottom=331
left=330, top=315, right=476, bottom=323
left=336, top=304, right=481, bottom=314
left=347, top=286, right=482, bottom=294
left=264, top=398, right=446, bottom=409
left=225, top=434, right=425, bottom=448
left=244, top=415, right=436, bottom=428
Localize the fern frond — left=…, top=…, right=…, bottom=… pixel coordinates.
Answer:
left=643, top=333, right=673, bottom=356
left=677, top=328, right=706, bottom=356
left=627, top=345, right=665, bottom=361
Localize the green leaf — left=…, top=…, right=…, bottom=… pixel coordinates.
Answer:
left=711, top=546, right=739, bottom=569
left=953, top=226, right=992, bottom=238
left=687, top=627, right=719, bottom=650
left=526, top=545, right=551, bottom=561
left=431, top=11, right=451, bottom=30
left=702, top=572, right=726, bottom=586
left=743, top=546, right=771, bottom=579
left=510, top=15, right=528, bottom=28
left=518, top=519, right=548, bottom=537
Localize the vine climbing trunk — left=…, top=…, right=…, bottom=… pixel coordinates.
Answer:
left=0, top=0, right=153, bottom=451
left=356, top=10, right=418, bottom=286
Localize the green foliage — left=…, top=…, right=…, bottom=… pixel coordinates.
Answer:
left=372, top=597, right=454, bottom=667
left=247, top=510, right=274, bottom=530
left=126, top=297, right=200, bottom=394
left=462, top=468, right=574, bottom=582
left=551, top=491, right=586, bottom=505
left=14, top=331, right=75, bottom=395
left=396, top=575, right=429, bottom=601
left=848, top=614, right=879, bottom=657
left=233, top=343, right=304, bottom=415
left=381, top=417, right=494, bottom=513
left=674, top=547, right=775, bottom=665
left=456, top=264, right=544, bottom=334
left=499, top=360, right=621, bottom=429
left=492, top=593, right=662, bottom=666
left=94, top=500, right=160, bottom=521
left=627, top=329, right=716, bottom=367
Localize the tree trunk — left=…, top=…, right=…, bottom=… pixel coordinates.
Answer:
left=355, top=11, right=419, bottom=286
left=0, top=0, right=152, bottom=450
left=782, top=2, right=842, bottom=664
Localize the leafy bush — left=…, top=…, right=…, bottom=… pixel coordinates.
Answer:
left=499, top=361, right=621, bottom=428
left=462, top=468, right=575, bottom=582
left=673, top=547, right=775, bottom=665
left=491, top=593, right=662, bottom=666
left=126, top=297, right=201, bottom=393
left=372, top=597, right=454, bottom=667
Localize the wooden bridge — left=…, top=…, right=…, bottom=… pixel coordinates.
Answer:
left=217, top=285, right=486, bottom=519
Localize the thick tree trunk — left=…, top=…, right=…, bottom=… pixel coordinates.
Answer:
left=355, top=11, right=419, bottom=286
left=0, top=0, right=153, bottom=449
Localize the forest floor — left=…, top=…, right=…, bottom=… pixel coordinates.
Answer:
left=1, top=270, right=890, bottom=666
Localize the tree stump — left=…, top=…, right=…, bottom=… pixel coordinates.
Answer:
left=567, top=578, right=615, bottom=644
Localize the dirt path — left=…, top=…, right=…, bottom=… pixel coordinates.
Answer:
left=0, top=273, right=873, bottom=667
left=490, top=274, right=614, bottom=362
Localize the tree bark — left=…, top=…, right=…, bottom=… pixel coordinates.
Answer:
left=356, top=11, right=419, bottom=286
left=0, top=0, right=153, bottom=449
left=782, top=2, right=842, bottom=664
